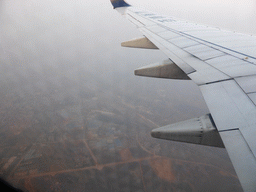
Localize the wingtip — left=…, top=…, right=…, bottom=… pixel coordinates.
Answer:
left=110, top=0, right=130, bottom=9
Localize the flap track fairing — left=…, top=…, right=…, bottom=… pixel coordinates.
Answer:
left=151, top=114, right=225, bottom=148
left=121, top=37, right=158, bottom=49
left=134, top=59, right=190, bottom=80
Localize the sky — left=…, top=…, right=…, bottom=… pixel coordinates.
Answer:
left=0, top=0, right=213, bottom=123
left=1, top=0, right=255, bottom=78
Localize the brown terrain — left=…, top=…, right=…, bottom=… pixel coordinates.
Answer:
left=0, top=63, right=243, bottom=191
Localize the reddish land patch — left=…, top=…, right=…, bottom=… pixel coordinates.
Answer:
left=119, top=148, right=134, bottom=161
left=150, top=157, right=176, bottom=182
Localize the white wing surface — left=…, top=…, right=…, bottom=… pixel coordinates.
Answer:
left=110, top=1, right=256, bottom=191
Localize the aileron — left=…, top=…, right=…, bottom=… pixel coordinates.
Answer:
left=248, top=93, right=256, bottom=105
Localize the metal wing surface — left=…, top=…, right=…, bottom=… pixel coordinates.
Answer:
left=110, top=1, right=256, bottom=191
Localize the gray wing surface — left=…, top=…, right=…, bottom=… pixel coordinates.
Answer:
left=110, top=1, right=256, bottom=191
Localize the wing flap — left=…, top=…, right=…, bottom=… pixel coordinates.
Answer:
left=248, top=93, right=256, bottom=105
left=220, top=130, right=256, bottom=191
left=235, top=75, right=256, bottom=93
left=200, top=80, right=256, bottom=132
left=199, top=79, right=256, bottom=191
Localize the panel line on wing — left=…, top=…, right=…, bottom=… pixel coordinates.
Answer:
left=129, top=7, right=256, bottom=62
left=128, top=8, right=256, bottom=65
left=157, top=22, right=256, bottom=59
left=127, top=13, right=146, bottom=26
left=218, top=128, right=239, bottom=132
left=140, top=28, right=233, bottom=84
left=149, top=25, right=256, bottom=78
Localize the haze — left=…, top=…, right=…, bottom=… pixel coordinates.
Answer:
left=0, top=0, right=252, bottom=191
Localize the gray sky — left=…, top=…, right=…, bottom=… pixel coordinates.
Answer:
left=1, top=0, right=255, bottom=118
left=1, top=0, right=255, bottom=121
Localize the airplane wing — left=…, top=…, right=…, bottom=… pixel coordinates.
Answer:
left=110, top=1, right=256, bottom=191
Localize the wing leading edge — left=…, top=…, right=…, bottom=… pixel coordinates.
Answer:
left=110, top=1, right=256, bottom=191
